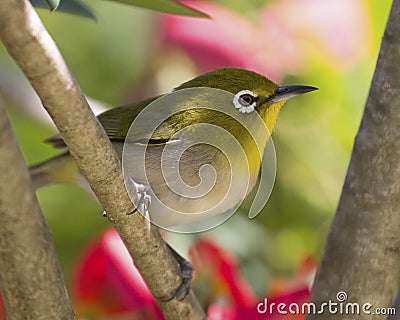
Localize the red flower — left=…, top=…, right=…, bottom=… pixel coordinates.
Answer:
left=190, top=238, right=314, bottom=320
left=207, top=288, right=310, bottom=320
left=190, top=238, right=257, bottom=308
left=71, top=229, right=163, bottom=319
left=72, top=230, right=315, bottom=319
left=0, top=295, right=5, bottom=320
left=190, top=239, right=315, bottom=320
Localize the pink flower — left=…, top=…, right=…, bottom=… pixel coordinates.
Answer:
left=260, top=0, right=370, bottom=69
left=161, top=0, right=370, bottom=82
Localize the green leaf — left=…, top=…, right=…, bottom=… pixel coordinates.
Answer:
left=44, top=0, right=60, bottom=10
left=30, top=0, right=96, bottom=19
left=105, top=0, right=209, bottom=18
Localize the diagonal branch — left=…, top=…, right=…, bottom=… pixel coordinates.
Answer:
left=0, top=102, right=74, bottom=318
left=307, top=1, right=400, bottom=319
left=0, top=0, right=206, bottom=319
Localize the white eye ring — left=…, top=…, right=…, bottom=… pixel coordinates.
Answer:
left=233, top=90, right=258, bottom=113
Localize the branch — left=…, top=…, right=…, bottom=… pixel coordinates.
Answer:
left=0, top=103, right=74, bottom=318
left=0, top=0, right=206, bottom=319
left=307, top=1, right=400, bottom=319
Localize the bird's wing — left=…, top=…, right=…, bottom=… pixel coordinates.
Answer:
left=97, top=96, right=159, bottom=141
left=45, top=91, right=213, bottom=149
left=45, top=95, right=167, bottom=148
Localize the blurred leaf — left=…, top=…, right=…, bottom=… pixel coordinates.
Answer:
left=213, top=0, right=270, bottom=11
left=30, top=0, right=96, bottom=19
left=44, top=0, right=60, bottom=10
left=31, top=0, right=207, bottom=19
left=105, top=0, right=209, bottom=18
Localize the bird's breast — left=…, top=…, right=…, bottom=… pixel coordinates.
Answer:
left=118, top=138, right=260, bottom=229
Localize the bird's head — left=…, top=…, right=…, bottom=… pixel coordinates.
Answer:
left=175, top=68, right=317, bottom=132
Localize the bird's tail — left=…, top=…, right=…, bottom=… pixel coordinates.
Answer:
left=29, top=153, right=81, bottom=190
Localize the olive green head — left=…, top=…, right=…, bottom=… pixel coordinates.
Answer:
left=175, top=67, right=317, bottom=132
left=175, top=68, right=279, bottom=99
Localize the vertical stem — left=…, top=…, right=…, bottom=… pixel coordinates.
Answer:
left=0, top=103, right=75, bottom=319
left=307, top=1, right=400, bottom=319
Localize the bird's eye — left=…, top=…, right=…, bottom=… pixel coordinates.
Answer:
left=239, top=94, right=255, bottom=106
left=233, top=90, right=258, bottom=114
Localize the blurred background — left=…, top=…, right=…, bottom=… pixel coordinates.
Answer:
left=0, top=0, right=392, bottom=318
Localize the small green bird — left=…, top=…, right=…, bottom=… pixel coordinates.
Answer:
left=30, top=68, right=317, bottom=231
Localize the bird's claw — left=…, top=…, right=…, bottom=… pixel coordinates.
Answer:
left=164, top=259, right=193, bottom=302
left=129, top=178, right=151, bottom=217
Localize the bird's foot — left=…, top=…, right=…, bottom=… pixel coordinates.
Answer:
left=164, top=245, right=193, bottom=301
left=129, top=178, right=151, bottom=217
left=168, top=260, right=193, bottom=301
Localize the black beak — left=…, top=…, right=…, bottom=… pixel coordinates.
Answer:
left=267, top=85, right=318, bottom=103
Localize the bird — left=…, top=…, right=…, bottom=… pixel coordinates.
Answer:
left=31, top=68, right=316, bottom=227
left=30, top=67, right=317, bottom=298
